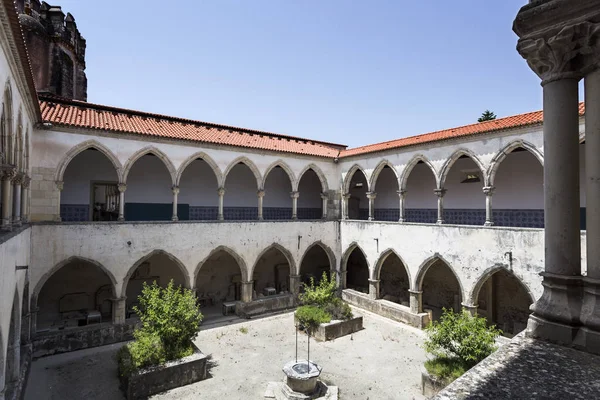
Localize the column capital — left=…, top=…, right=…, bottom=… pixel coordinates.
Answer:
left=320, top=192, right=328, bottom=200
left=172, top=185, right=180, bottom=195
left=517, top=21, right=600, bottom=84
left=117, top=183, right=127, bottom=193
left=55, top=180, right=64, bottom=191
left=343, top=192, right=351, bottom=200
left=408, top=289, right=423, bottom=295
left=434, top=188, right=446, bottom=197
left=289, top=274, right=301, bottom=279
left=482, top=186, right=495, bottom=196
left=397, top=189, right=407, bottom=197
left=242, top=280, right=254, bottom=285
left=257, top=190, right=265, bottom=198
left=290, top=191, right=300, bottom=199
left=12, top=172, right=24, bottom=185
left=368, top=279, right=380, bottom=284
left=21, top=175, right=31, bottom=188
left=1, top=166, right=16, bottom=181
left=366, top=191, right=377, bottom=199
left=217, top=187, right=226, bottom=196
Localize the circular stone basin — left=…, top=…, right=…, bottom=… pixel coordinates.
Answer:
left=282, top=360, right=322, bottom=394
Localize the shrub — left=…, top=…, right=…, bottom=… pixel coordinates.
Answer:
left=424, top=357, right=467, bottom=382
left=300, top=272, right=337, bottom=307
left=323, top=297, right=353, bottom=321
left=424, top=308, right=501, bottom=369
left=118, top=280, right=203, bottom=377
left=296, top=305, right=331, bottom=334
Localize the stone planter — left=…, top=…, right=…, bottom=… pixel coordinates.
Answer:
left=313, top=316, right=363, bottom=341
left=120, top=344, right=208, bottom=400
left=421, top=367, right=450, bottom=398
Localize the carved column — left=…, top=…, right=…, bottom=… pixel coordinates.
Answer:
left=342, top=193, right=350, bottom=220
left=257, top=190, right=265, bottom=220
left=21, top=175, right=30, bottom=223
left=171, top=186, right=179, bottom=221
left=290, top=191, right=299, bottom=220
left=117, top=183, right=126, bottom=221
left=368, top=279, right=380, bottom=300
left=398, top=189, right=407, bottom=223
left=111, top=297, right=127, bottom=324
left=54, top=180, right=63, bottom=222
left=289, top=274, right=301, bottom=296
left=409, top=289, right=423, bottom=314
left=514, top=19, right=598, bottom=347
left=483, top=186, right=495, bottom=226
left=1, top=168, right=15, bottom=230
left=434, top=188, right=446, bottom=224
left=241, top=281, right=254, bottom=303
left=320, top=193, right=328, bottom=219
left=12, top=174, right=22, bottom=226
left=217, top=187, right=225, bottom=221
left=462, top=302, right=479, bottom=316
left=366, top=191, right=377, bottom=221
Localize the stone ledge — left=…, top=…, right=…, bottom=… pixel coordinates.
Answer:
left=434, top=333, right=600, bottom=399
left=422, top=367, right=450, bottom=398
left=313, top=316, right=363, bottom=342
left=236, top=294, right=297, bottom=318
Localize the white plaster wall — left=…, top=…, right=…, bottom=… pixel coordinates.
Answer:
left=61, top=149, right=119, bottom=204
left=405, top=163, right=437, bottom=208
left=297, top=169, right=323, bottom=208
left=223, top=163, right=260, bottom=207
left=263, top=167, right=293, bottom=208
left=373, top=167, right=399, bottom=209
left=126, top=155, right=173, bottom=203
left=493, top=150, right=543, bottom=209
left=444, top=158, right=485, bottom=209
left=179, top=159, right=219, bottom=206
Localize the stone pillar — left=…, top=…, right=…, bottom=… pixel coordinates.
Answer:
left=368, top=279, right=380, bottom=300
left=12, top=175, right=21, bottom=226
left=289, top=274, right=301, bottom=296
left=29, top=307, right=38, bottom=339
left=398, top=189, right=407, bottom=223
left=409, top=289, right=423, bottom=314
left=483, top=186, right=495, bottom=226
left=117, top=183, right=126, bottom=221
left=366, top=191, right=377, bottom=221
left=290, top=191, right=299, bottom=220
left=582, top=67, right=600, bottom=342
left=339, top=270, right=347, bottom=290
left=171, top=186, right=180, bottom=221
left=241, top=281, right=254, bottom=303
left=257, top=190, right=265, bottom=220
left=434, top=188, right=446, bottom=224
left=342, top=193, right=350, bottom=220
left=111, top=297, right=127, bottom=324
left=217, top=187, right=225, bottom=221
left=320, top=193, right=328, bottom=220
left=21, top=176, right=30, bottom=223
left=54, top=180, right=63, bottom=222
left=462, top=302, right=478, bottom=316
left=1, top=168, right=15, bottom=230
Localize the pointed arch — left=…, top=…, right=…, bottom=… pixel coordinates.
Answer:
left=297, top=163, right=329, bottom=193
left=263, top=160, right=297, bottom=191
left=24, top=127, right=30, bottom=171
left=122, top=250, right=191, bottom=297
left=439, top=149, right=487, bottom=189
left=15, top=107, right=23, bottom=171
left=55, top=139, right=123, bottom=182
left=250, top=243, right=297, bottom=277
left=341, top=242, right=370, bottom=272
left=122, top=146, right=176, bottom=185
left=194, top=246, right=248, bottom=284
left=399, top=154, right=439, bottom=190
left=413, top=254, right=465, bottom=297
left=487, top=140, right=544, bottom=186
left=2, top=78, right=14, bottom=164
left=468, top=265, right=535, bottom=306
left=369, top=160, right=399, bottom=192
left=343, top=164, right=369, bottom=194
left=6, top=288, right=21, bottom=387
left=372, top=248, right=411, bottom=283
left=223, top=156, right=261, bottom=189
left=299, top=241, right=337, bottom=274
left=32, top=256, right=118, bottom=308
left=175, top=151, right=222, bottom=187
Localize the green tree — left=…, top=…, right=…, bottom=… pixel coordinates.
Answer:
left=478, top=110, right=497, bottom=122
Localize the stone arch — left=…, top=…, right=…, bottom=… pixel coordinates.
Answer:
left=372, top=248, right=411, bottom=283
left=399, top=154, right=439, bottom=190
left=55, top=139, right=123, bottom=182
left=369, top=160, right=399, bottom=192
left=468, top=265, right=535, bottom=306
left=343, top=164, right=369, bottom=194
left=413, top=254, right=465, bottom=296
left=487, top=140, right=544, bottom=186
left=223, top=156, right=262, bottom=189
left=250, top=243, right=297, bottom=277
left=32, top=256, right=118, bottom=307
left=175, top=151, right=222, bottom=187
left=299, top=241, right=336, bottom=274
left=5, top=288, right=20, bottom=391
left=15, top=108, right=23, bottom=171
left=2, top=78, right=14, bottom=164
left=342, top=242, right=370, bottom=292
left=194, top=246, right=249, bottom=284
left=23, top=127, right=30, bottom=172
left=122, top=250, right=191, bottom=298
left=122, top=146, right=176, bottom=185
left=297, top=164, right=329, bottom=192
left=439, top=149, right=488, bottom=189
left=263, top=160, right=297, bottom=192
left=341, top=242, right=370, bottom=272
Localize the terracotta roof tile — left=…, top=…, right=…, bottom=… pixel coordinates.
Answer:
left=339, top=102, right=586, bottom=158
left=39, top=96, right=346, bottom=158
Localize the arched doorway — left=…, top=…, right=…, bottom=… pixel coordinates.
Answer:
left=4, top=291, right=20, bottom=399
left=223, top=162, right=259, bottom=220
left=346, top=168, right=368, bottom=220
left=405, top=161, right=437, bottom=223
left=263, top=165, right=293, bottom=220
left=421, top=259, right=462, bottom=321
left=442, top=155, right=485, bottom=225
left=377, top=252, right=409, bottom=306
left=299, top=243, right=332, bottom=287
left=61, top=148, right=120, bottom=221
left=372, top=165, right=399, bottom=221
left=178, top=158, right=219, bottom=220
left=125, top=252, right=188, bottom=317
left=297, top=168, right=323, bottom=220
left=35, top=259, right=115, bottom=332
left=345, top=246, right=369, bottom=293
left=252, top=246, right=291, bottom=298
left=476, top=269, right=534, bottom=337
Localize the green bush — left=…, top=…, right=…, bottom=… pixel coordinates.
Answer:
left=323, top=297, right=353, bottom=321
left=300, top=272, right=337, bottom=307
left=296, top=305, right=331, bottom=334
left=424, top=308, right=500, bottom=369
left=118, top=280, right=202, bottom=377
left=424, top=357, right=467, bottom=382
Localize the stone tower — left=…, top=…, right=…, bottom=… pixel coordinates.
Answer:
left=16, top=0, right=87, bottom=101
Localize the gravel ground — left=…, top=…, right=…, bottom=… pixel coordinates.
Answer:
left=25, top=308, right=428, bottom=400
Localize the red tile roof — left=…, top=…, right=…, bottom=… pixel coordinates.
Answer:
left=339, top=102, right=586, bottom=158
left=39, top=96, right=346, bottom=158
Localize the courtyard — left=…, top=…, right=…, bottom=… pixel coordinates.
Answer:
left=24, top=308, right=428, bottom=400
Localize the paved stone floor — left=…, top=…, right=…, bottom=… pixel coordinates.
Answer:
left=25, top=308, right=427, bottom=400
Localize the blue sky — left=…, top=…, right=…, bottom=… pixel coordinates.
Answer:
left=55, top=1, right=560, bottom=148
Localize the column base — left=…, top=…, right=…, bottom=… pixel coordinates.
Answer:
left=53, top=215, right=62, bottom=222
left=580, top=277, right=600, bottom=331
left=117, top=216, right=124, bottom=222
left=218, top=215, right=224, bottom=221
left=398, top=218, right=405, bottom=223
left=1, top=219, right=12, bottom=231
left=484, top=221, right=494, bottom=226
left=436, top=219, right=444, bottom=224
left=573, top=326, right=600, bottom=356
left=171, top=216, right=179, bottom=222
left=531, top=272, right=583, bottom=326
left=291, top=216, right=298, bottom=221
left=526, top=313, right=581, bottom=347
